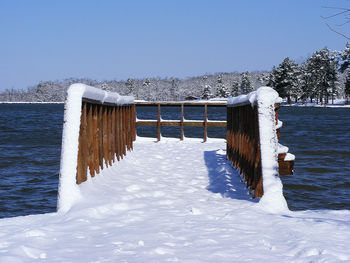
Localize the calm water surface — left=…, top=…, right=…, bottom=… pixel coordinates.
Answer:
left=0, top=104, right=349, bottom=218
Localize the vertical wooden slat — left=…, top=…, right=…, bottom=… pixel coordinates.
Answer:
left=122, top=106, right=126, bottom=156
left=92, top=104, right=99, bottom=175
left=107, top=106, right=112, bottom=165
left=87, top=103, right=94, bottom=177
left=77, top=102, right=88, bottom=184
left=98, top=105, right=104, bottom=170
left=115, top=106, right=120, bottom=161
left=103, top=105, right=109, bottom=167
left=111, top=107, right=116, bottom=162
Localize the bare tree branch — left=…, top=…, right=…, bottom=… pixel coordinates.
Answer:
left=326, top=23, right=350, bottom=40
left=322, top=5, right=350, bottom=40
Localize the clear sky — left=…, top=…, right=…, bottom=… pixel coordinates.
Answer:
left=0, top=0, right=349, bottom=92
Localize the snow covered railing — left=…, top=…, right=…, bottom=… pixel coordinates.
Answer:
left=227, top=87, right=294, bottom=202
left=135, top=101, right=226, bottom=142
left=58, top=84, right=135, bottom=212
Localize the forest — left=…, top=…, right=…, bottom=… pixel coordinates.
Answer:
left=1, top=44, right=349, bottom=104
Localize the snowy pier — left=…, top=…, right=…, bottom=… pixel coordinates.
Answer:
left=58, top=84, right=295, bottom=212
left=1, top=84, right=350, bottom=262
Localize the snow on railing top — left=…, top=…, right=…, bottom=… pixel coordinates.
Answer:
left=57, top=84, right=134, bottom=213
left=68, top=83, right=134, bottom=105
left=228, top=87, right=288, bottom=213
left=227, top=86, right=283, bottom=107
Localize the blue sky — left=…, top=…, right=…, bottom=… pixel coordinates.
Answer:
left=0, top=0, right=349, bottom=91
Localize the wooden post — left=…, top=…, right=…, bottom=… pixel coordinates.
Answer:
left=157, top=103, right=161, bottom=141
left=204, top=104, right=208, bottom=142
left=181, top=104, right=184, bottom=141
left=132, top=104, right=136, bottom=142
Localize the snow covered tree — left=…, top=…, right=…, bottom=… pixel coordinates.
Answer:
left=267, top=58, right=300, bottom=104
left=240, top=72, right=253, bottom=94
left=340, top=43, right=350, bottom=104
left=170, top=77, right=179, bottom=100
left=201, top=85, right=213, bottom=100
left=215, top=75, right=229, bottom=98
left=231, top=81, right=239, bottom=97
left=304, top=48, right=338, bottom=104
left=125, top=78, right=134, bottom=95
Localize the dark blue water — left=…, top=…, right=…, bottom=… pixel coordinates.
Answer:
left=0, top=105, right=349, bottom=218
left=278, top=107, right=350, bottom=211
left=0, top=104, right=63, bottom=218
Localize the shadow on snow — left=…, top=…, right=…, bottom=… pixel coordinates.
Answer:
left=204, top=149, right=258, bottom=203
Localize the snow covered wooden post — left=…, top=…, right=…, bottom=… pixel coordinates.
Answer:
left=226, top=87, right=294, bottom=203
left=58, top=84, right=134, bottom=213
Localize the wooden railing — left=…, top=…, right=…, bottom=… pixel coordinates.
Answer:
left=135, top=101, right=226, bottom=142
left=226, top=101, right=294, bottom=198
left=226, top=103, right=263, bottom=197
left=76, top=99, right=136, bottom=184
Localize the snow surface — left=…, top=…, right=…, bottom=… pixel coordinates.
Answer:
left=58, top=84, right=134, bottom=213
left=1, top=138, right=350, bottom=262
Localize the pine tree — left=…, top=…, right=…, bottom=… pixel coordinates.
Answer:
left=125, top=78, right=134, bottom=95
left=201, top=85, right=213, bottom=100
left=345, top=74, right=350, bottom=104
left=267, top=58, right=300, bottom=103
left=305, top=48, right=338, bottom=104
left=215, top=75, right=229, bottom=98
left=340, top=43, right=350, bottom=104
left=231, top=81, right=239, bottom=97
left=240, top=72, right=252, bottom=94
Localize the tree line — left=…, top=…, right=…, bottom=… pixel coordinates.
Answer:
left=266, top=44, right=350, bottom=104
left=0, top=44, right=349, bottom=103
left=0, top=72, right=267, bottom=102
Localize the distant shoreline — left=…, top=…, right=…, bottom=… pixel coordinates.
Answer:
left=0, top=101, right=64, bottom=104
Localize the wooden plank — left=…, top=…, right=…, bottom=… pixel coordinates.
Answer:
left=92, top=104, right=99, bottom=175
left=135, top=101, right=226, bottom=107
left=115, top=106, right=120, bottom=161
left=136, top=120, right=226, bottom=127
left=103, top=106, right=109, bottom=167
left=111, top=107, right=116, bottom=162
left=98, top=105, right=104, bottom=170
left=87, top=103, right=94, bottom=177
left=122, top=106, right=126, bottom=156
left=77, top=102, right=88, bottom=184
left=107, top=106, right=112, bottom=165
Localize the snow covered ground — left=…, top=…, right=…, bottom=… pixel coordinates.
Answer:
left=1, top=138, right=350, bottom=262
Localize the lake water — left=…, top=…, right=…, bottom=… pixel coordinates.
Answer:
left=0, top=104, right=349, bottom=218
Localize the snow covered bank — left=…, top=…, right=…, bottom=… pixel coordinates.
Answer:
left=1, top=139, right=349, bottom=262
left=228, top=87, right=289, bottom=213
left=58, top=84, right=134, bottom=213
